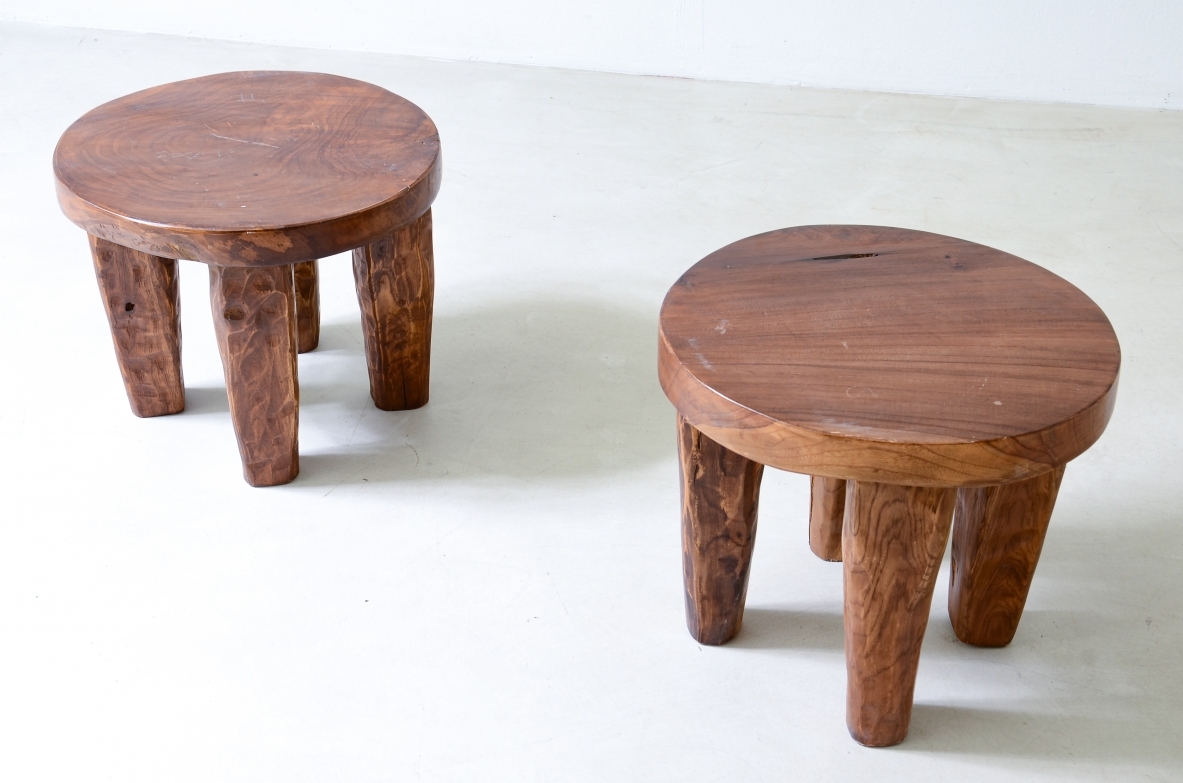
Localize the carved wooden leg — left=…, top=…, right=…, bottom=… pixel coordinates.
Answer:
left=843, top=481, right=956, bottom=746
left=293, top=259, right=320, bottom=353
left=809, top=476, right=846, bottom=561
left=352, top=209, right=434, bottom=411
left=209, top=264, right=299, bottom=487
left=949, top=466, right=1065, bottom=647
left=89, top=235, right=184, bottom=417
left=679, top=414, right=765, bottom=645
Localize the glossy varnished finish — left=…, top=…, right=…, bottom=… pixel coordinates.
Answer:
left=843, top=481, right=956, bottom=747
left=679, top=414, right=764, bottom=645
left=89, top=235, right=185, bottom=417
left=949, top=466, right=1065, bottom=647
left=293, top=260, right=320, bottom=353
left=659, top=225, right=1121, bottom=487
left=353, top=209, right=434, bottom=411
left=54, top=71, right=441, bottom=267
left=209, top=264, right=299, bottom=487
left=809, top=476, right=846, bottom=561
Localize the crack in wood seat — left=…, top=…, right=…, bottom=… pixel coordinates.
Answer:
left=659, top=225, right=1120, bottom=746
left=55, top=71, right=441, bottom=486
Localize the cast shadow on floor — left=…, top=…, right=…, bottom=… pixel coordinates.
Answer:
left=288, top=296, right=672, bottom=486
left=728, top=509, right=1183, bottom=769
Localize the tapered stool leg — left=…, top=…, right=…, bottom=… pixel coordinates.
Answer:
left=810, top=476, right=846, bottom=561
left=843, top=481, right=956, bottom=746
left=293, top=259, right=320, bottom=353
left=209, top=264, right=300, bottom=487
left=949, top=466, right=1065, bottom=647
left=352, top=208, right=434, bottom=411
left=679, top=415, right=765, bottom=645
left=89, top=235, right=184, bottom=417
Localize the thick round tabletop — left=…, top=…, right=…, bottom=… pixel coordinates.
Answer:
left=659, top=226, right=1120, bottom=487
left=54, top=71, right=441, bottom=266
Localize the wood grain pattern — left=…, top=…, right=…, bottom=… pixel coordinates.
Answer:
left=352, top=209, right=434, bottom=411
left=658, top=225, right=1121, bottom=487
left=209, top=264, right=299, bottom=487
left=949, top=466, right=1065, bottom=647
left=293, top=260, right=320, bottom=353
left=89, top=235, right=185, bottom=417
left=54, top=71, right=441, bottom=266
left=843, top=480, right=956, bottom=747
left=810, top=476, right=846, bottom=561
left=679, top=414, right=765, bottom=645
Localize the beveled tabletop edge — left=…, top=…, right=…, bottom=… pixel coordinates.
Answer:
left=53, top=154, right=441, bottom=266
left=660, top=326, right=1120, bottom=487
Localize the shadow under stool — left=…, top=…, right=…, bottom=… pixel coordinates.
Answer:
left=658, top=225, right=1121, bottom=746
left=53, top=71, right=442, bottom=486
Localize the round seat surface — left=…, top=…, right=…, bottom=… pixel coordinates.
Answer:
left=54, top=71, right=441, bottom=265
left=658, top=225, right=1120, bottom=487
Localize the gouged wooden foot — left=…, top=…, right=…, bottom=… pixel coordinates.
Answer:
left=844, top=481, right=956, bottom=747
left=949, top=466, right=1065, bottom=647
left=810, top=476, right=846, bottom=561
left=89, top=235, right=184, bottom=417
left=293, top=260, right=320, bottom=353
left=352, top=209, right=434, bottom=411
left=210, top=264, right=300, bottom=487
left=679, top=414, right=765, bottom=645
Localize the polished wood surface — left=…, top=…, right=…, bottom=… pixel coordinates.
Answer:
left=89, top=235, right=185, bottom=418
left=843, top=480, right=956, bottom=747
left=210, top=264, right=299, bottom=487
left=293, top=260, right=320, bottom=354
left=809, top=476, right=845, bottom=561
left=55, top=71, right=441, bottom=267
left=59, top=72, right=442, bottom=485
left=353, top=209, right=434, bottom=411
left=659, top=225, right=1121, bottom=487
left=949, top=466, right=1065, bottom=647
left=679, top=414, right=764, bottom=645
left=660, top=225, right=1120, bottom=745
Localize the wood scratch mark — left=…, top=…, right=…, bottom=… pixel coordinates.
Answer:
left=204, top=124, right=278, bottom=148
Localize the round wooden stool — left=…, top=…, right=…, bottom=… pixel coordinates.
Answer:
left=658, top=225, right=1120, bottom=746
left=54, top=71, right=441, bottom=486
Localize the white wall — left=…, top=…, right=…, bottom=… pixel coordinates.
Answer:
left=4, top=0, right=1181, bottom=109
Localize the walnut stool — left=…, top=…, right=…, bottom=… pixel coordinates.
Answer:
left=54, top=71, right=441, bottom=486
left=658, top=226, right=1120, bottom=746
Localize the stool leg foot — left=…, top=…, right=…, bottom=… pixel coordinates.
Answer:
left=844, top=481, right=956, bottom=746
left=809, top=476, right=846, bottom=561
left=293, top=260, right=320, bottom=353
left=679, top=415, right=765, bottom=645
left=89, top=235, right=184, bottom=417
left=352, top=208, right=434, bottom=411
left=949, top=467, right=1065, bottom=647
left=209, top=264, right=300, bottom=487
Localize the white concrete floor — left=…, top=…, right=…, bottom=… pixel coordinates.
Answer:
left=1, top=21, right=1181, bottom=782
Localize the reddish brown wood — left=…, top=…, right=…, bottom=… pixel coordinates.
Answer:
left=949, top=466, right=1065, bottom=647
left=209, top=264, right=299, bottom=487
left=810, top=476, right=846, bottom=561
left=89, top=235, right=185, bottom=417
left=54, top=71, right=441, bottom=266
left=293, top=260, right=320, bottom=353
left=57, top=72, right=443, bottom=486
left=679, top=414, right=765, bottom=645
left=658, top=225, right=1121, bottom=487
left=352, top=209, right=434, bottom=411
left=843, top=480, right=956, bottom=747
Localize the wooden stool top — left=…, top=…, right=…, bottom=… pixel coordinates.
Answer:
left=659, top=226, right=1120, bottom=487
left=54, top=71, right=441, bottom=266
